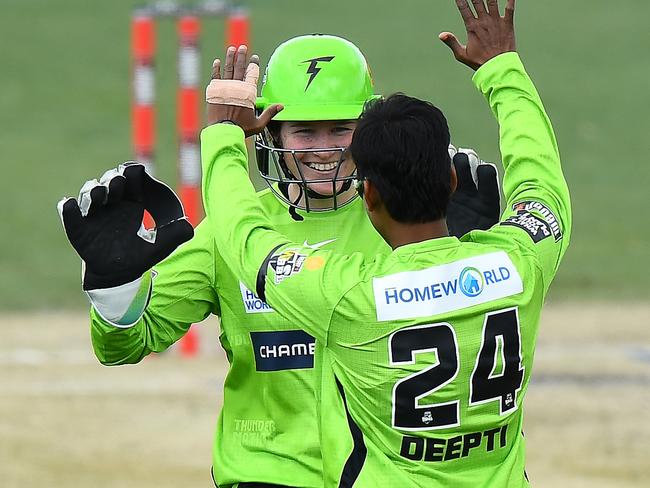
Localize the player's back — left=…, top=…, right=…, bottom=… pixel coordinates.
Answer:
left=319, top=227, right=545, bottom=487
left=204, top=50, right=571, bottom=487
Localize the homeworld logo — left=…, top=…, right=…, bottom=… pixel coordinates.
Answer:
left=459, top=267, right=484, bottom=297
left=373, top=252, right=523, bottom=321
left=302, top=56, right=335, bottom=90
left=383, top=266, right=511, bottom=305
left=240, top=282, right=274, bottom=314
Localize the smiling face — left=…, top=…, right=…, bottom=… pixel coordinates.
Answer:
left=277, top=120, right=358, bottom=203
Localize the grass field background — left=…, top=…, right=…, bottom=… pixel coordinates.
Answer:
left=1, top=0, right=649, bottom=309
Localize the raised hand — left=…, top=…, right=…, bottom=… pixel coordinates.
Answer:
left=439, top=0, right=516, bottom=70
left=58, top=163, right=194, bottom=290
left=206, top=45, right=283, bottom=136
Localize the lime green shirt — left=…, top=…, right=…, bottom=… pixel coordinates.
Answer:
left=90, top=178, right=389, bottom=485
left=201, top=52, right=571, bottom=487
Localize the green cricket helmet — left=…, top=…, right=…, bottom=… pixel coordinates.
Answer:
left=255, top=34, right=380, bottom=213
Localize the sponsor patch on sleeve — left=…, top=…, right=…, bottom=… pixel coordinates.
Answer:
left=505, top=200, right=563, bottom=242
left=501, top=212, right=552, bottom=243
left=269, top=249, right=307, bottom=284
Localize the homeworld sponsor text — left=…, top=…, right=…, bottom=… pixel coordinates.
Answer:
left=240, top=282, right=274, bottom=314
left=373, top=252, right=523, bottom=321
left=383, top=265, right=512, bottom=305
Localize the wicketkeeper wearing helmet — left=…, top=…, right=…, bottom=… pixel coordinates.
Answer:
left=255, top=35, right=379, bottom=217
left=255, top=35, right=499, bottom=234
left=58, top=35, right=500, bottom=488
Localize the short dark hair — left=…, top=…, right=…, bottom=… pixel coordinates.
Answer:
left=350, top=93, right=453, bottom=223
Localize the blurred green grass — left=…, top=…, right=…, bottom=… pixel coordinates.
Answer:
left=1, top=0, right=648, bottom=309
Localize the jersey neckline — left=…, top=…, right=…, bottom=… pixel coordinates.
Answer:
left=393, top=236, right=461, bottom=256
left=265, top=183, right=364, bottom=220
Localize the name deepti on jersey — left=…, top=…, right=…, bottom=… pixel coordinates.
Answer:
left=373, top=252, right=523, bottom=321
left=399, top=424, right=509, bottom=463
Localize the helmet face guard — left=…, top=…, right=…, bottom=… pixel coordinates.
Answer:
left=255, top=129, right=356, bottom=212
left=255, top=34, right=380, bottom=212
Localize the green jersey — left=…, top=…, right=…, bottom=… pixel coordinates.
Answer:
left=90, top=180, right=389, bottom=485
left=202, top=52, right=571, bottom=487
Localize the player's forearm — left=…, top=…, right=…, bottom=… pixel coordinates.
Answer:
left=90, top=304, right=197, bottom=365
left=473, top=52, right=571, bottom=237
left=89, top=238, right=216, bottom=365
left=90, top=310, right=153, bottom=364
left=87, top=271, right=155, bottom=364
left=200, top=124, right=288, bottom=294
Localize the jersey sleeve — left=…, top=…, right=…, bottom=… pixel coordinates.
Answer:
left=90, top=221, right=220, bottom=365
left=201, top=124, right=361, bottom=344
left=470, top=52, right=572, bottom=291
left=255, top=243, right=367, bottom=345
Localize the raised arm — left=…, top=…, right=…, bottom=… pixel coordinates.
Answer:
left=442, top=0, right=571, bottom=284
left=201, top=46, right=358, bottom=343
left=57, top=163, right=219, bottom=365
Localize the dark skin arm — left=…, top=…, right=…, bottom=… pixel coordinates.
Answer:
left=440, top=0, right=517, bottom=234
left=440, top=0, right=516, bottom=70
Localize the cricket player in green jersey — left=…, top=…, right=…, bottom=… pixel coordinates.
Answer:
left=199, top=0, right=571, bottom=486
left=58, top=35, right=500, bottom=488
